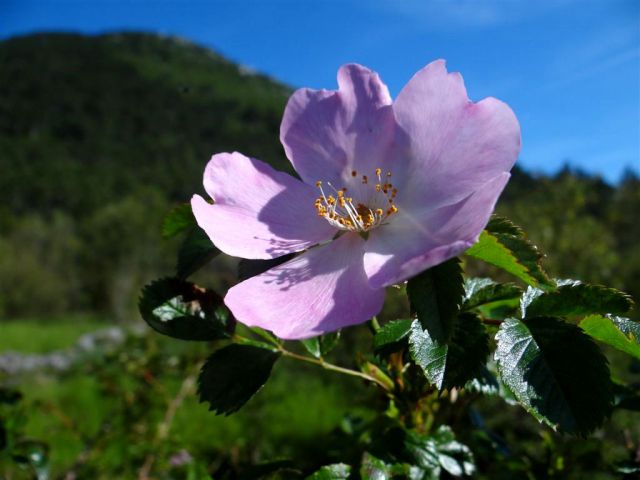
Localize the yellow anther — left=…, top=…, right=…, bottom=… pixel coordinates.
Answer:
left=314, top=168, right=398, bottom=233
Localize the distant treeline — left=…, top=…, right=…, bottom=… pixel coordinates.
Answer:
left=0, top=32, right=637, bottom=320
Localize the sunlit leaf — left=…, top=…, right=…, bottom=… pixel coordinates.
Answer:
left=463, top=278, right=522, bottom=312
left=409, top=313, right=489, bottom=390
left=407, top=258, right=464, bottom=343
left=466, top=224, right=554, bottom=289
left=306, top=463, right=351, bottom=479
left=495, top=317, right=612, bottom=434
left=580, top=315, right=640, bottom=360
left=523, top=283, right=634, bottom=319
left=373, top=319, right=413, bottom=355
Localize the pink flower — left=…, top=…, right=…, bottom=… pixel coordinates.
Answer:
left=192, top=61, right=521, bottom=339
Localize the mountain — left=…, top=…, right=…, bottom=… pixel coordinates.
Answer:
left=0, top=32, right=291, bottom=217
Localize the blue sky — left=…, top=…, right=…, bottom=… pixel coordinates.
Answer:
left=2, top=0, right=639, bottom=182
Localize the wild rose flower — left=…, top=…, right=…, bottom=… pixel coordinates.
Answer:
left=192, top=60, right=521, bottom=339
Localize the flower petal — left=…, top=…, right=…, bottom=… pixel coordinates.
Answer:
left=192, top=152, right=335, bottom=260
left=225, top=233, right=385, bottom=339
left=393, top=60, right=520, bottom=211
left=280, top=64, right=396, bottom=190
left=364, top=173, right=510, bottom=288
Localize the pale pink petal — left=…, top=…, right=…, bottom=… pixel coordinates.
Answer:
left=225, top=233, right=385, bottom=339
left=192, top=152, right=335, bottom=260
left=280, top=64, right=396, bottom=194
left=364, top=173, right=510, bottom=288
left=393, top=60, right=520, bottom=211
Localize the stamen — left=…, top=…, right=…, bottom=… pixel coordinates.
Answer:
left=313, top=167, right=400, bottom=233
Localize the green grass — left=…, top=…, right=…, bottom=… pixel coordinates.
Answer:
left=0, top=314, right=108, bottom=353
left=3, top=318, right=377, bottom=478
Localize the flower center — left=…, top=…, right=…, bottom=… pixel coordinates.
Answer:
left=314, top=167, right=399, bottom=232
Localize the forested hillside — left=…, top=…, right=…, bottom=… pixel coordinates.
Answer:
left=0, top=32, right=638, bottom=320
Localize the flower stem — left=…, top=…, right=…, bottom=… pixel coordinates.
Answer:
left=278, top=348, right=392, bottom=392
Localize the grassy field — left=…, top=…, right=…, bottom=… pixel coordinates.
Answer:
left=0, top=317, right=378, bottom=478
left=0, top=315, right=108, bottom=353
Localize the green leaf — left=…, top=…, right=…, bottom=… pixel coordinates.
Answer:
left=373, top=319, right=413, bottom=355
left=360, top=453, right=392, bottom=480
left=139, top=277, right=234, bottom=341
left=463, top=278, right=522, bottom=311
left=198, top=344, right=280, bottom=415
left=176, top=226, right=220, bottom=279
left=523, top=283, right=634, bottom=319
left=466, top=227, right=554, bottom=289
left=301, top=331, right=341, bottom=358
left=495, top=317, right=613, bottom=434
left=403, top=426, right=475, bottom=477
left=580, top=315, right=640, bottom=360
left=162, top=203, right=196, bottom=238
left=407, top=258, right=464, bottom=342
left=409, top=313, right=489, bottom=390
left=464, top=366, right=500, bottom=396
left=238, top=253, right=295, bottom=281
left=306, top=464, right=351, bottom=480
left=12, top=440, right=49, bottom=480
left=486, top=215, right=525, bottom=237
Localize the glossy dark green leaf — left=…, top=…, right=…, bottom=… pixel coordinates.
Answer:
left=403, top=426, right=475, bottom=477
left=176, top=226, right=220, bottom=279
left=238, top=253, right=296, bottom=281
left=409, top=313, right=489, bottom=390
left=463, top=278, right=522, bottom=311
left=305, top=464, right=351, bottom=480
left=161, top=203, right=196, bottom=238
left=198, top=344, right=280, bottom=415
left=523, top=283, right=634, bottom=319
left=407, top=258, right=464, bottom=343
left=373, top=319, right=413, bottom=355
left=139, top=277, right=234, bottom=341
left=580, top=315, right=640, bottom=360
left=495, top=317, right=613, bottom=434
left=466, top=228, right=554, bottom=289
